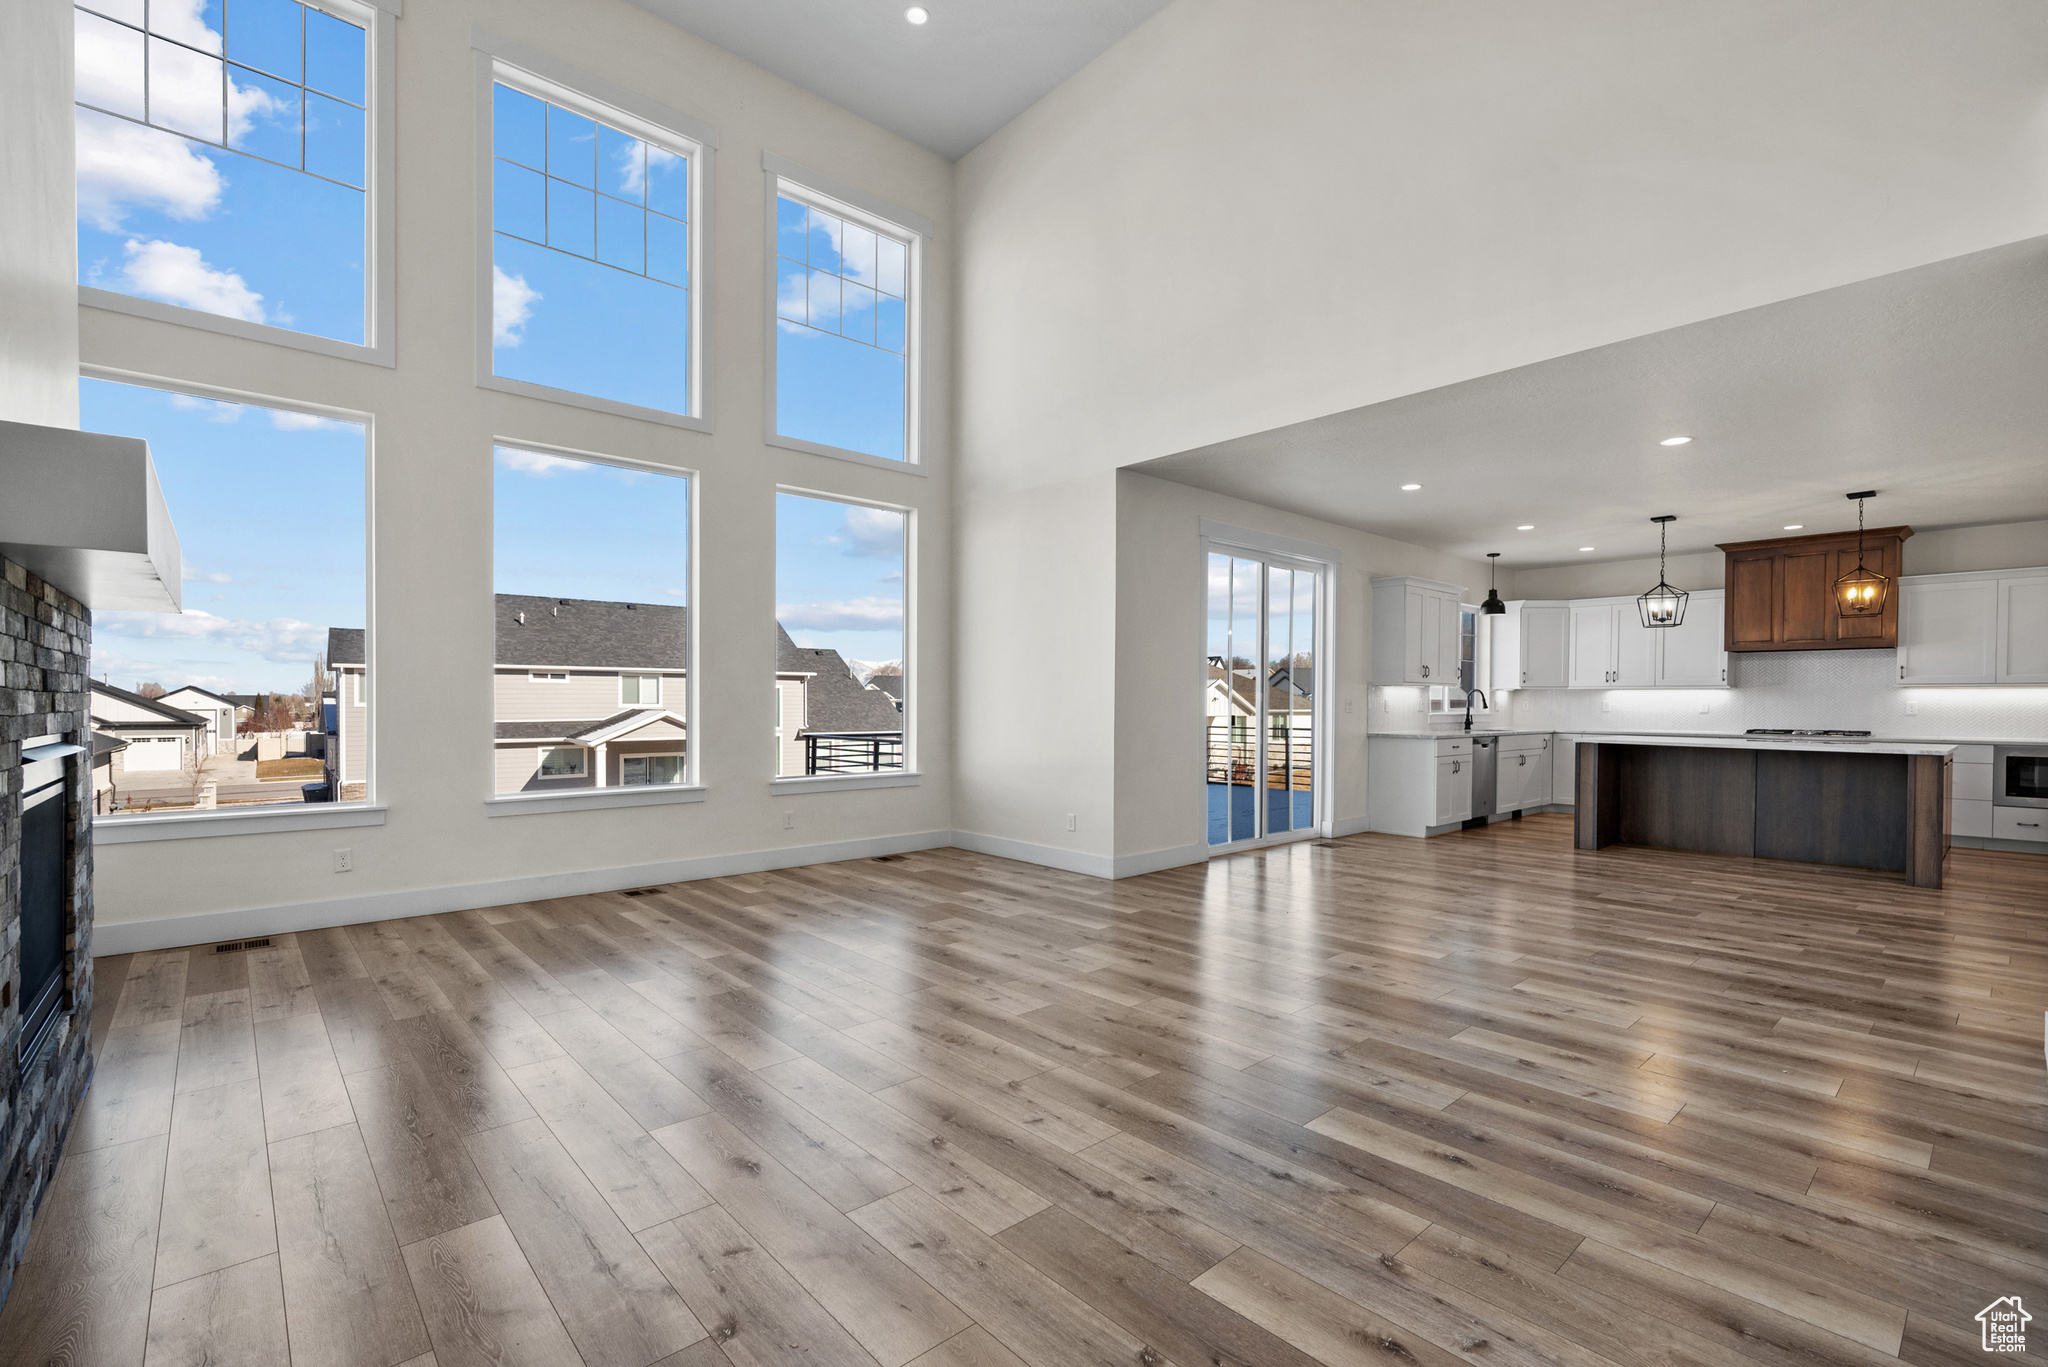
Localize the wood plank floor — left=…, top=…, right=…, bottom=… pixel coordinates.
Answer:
left=4, top=813, right=2044, bottom=1367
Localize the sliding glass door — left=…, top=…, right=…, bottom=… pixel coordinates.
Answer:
left=1206, top=549, right=1324, bottom=850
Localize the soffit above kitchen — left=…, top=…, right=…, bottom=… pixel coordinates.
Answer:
left=1129, top=234, right=2048, bottom=570
left=621, top=0, right=1175, bottom=160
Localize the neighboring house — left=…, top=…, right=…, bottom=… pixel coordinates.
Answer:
left=88, top=681, right=207, bottom=778
left=326, top=626, right=369, bottom=797
left=777, top=624, right=905, bottom=777
left=158, top=684, right=238, bottom=756
left=90, top=731, right=128, bottom=813
left=221, top=693, right=265, bottom=729
left=327, top=602, right=907, bottom=792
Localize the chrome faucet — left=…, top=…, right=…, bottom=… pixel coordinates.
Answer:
left=1463, top=688, right=1488, bottom=732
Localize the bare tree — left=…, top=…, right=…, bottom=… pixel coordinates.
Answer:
left=135, top=680, right=166, bottom=699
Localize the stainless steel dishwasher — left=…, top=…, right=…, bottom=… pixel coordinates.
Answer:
left=1467, top=735, right=1498, bottom=826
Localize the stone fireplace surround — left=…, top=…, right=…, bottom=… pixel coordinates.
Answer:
left=0, top=554, right=94, bottom=1310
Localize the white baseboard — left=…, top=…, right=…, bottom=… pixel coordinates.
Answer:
left=946, top=829, right=1116, bottom=879
left=1331, top=815, right=1374, bottom=838
left=1952, top=835, right=2048, bottom=855
left=91, top=828, right=955, bottom=955
left=1112, top=843, right=1207, bottom=878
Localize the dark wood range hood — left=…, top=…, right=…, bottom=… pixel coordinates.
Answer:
left=1716, top=525, right=1913, bottom=652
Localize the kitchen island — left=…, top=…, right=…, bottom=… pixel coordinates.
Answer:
left=1574, top=734, right=1954, bottom=887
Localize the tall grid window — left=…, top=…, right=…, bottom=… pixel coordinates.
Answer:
left=774, top=493, right=907, bottom=778
left=490, top=81, right=693, bottom=417
left=74, top=0, right=369, bottom=345
left=774, top=190, right=914, bottom=463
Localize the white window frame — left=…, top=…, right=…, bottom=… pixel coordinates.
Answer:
left=81, top=365, right=384, bottom=843
left=770, top=486, right=918, bottom=794
left=536, top=746, right=587, bottom=779
left=529, top=671, right=567, bottom=683
left=485, top=436, right=702, bottom=817
left=763, top=153, right=931, bottom=477
left=472, top=29, right=717, bottom=432
left=77, top=0, right=401, bottom=367
left=620, top=674, right=660, bottom=705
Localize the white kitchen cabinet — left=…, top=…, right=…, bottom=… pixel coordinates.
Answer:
left=1553, top=735, right=1580, bottom=804
left=1616, top=612, right=1658, bottom=686
left=1435, top=755, right=1472, bottom=824
left=1953, top=799, right=1994, bottom=839
left=1893, top=568, right=2048, bottom=687
left=1999, top=575, right=2048, bottom=683
left=1368, top=735, right=1478, bottom=835
left=1898, top=578, right=1998, bottom=684
left=1568, top=604, right=1616, bottom=687
left=1497, top=735, right=1552, bottom=812
left=1371, top=576, right=1467, bottom=685
left=1656, top=591, right=1728, bottom=687
left=1993, top=807, right=2048, bottom=843
left=1490, top=602, right=1570, bottom=690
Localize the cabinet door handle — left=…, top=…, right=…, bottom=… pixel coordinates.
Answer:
left=1452, top=760, right=1460, bottom=773
left=2020, top=821, right=2041, bottom=828
left=1899, top=664, right=1905, bottom=680
left=1518, top=755, right=1527, bottom=766
left=1422, top=664, right=1429, bottom=678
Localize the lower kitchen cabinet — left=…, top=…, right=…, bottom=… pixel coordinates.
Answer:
left=1370, top=733, right=1553, bottom=836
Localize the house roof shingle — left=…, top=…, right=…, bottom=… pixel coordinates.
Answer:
left=777, top=625, right=903, bottom=735
left=89, top=679, right=208, bottom=729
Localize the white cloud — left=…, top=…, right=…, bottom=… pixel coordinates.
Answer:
left=776, top=597, right=903, bottom=632
left=75, top=108, right=223, bottom=231
left=96, top=609, right=326, bottom=663
left=839, top=505, right=904, bottom=559
left=496, top=448, right=589, bottom=478
left=493, top=265, right=540, bottom=347
left=270, top=410, right=352, bottom=432
left=121, top=239, right=267, bottom=322
left=149, top=0, right=222, bottom=53
left=181, top=565, right=234, bottom=583
left=168, top=392, right=243, bottom=423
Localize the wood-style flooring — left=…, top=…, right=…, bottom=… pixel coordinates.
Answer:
left=3, top=813, right=2044, bottom=1367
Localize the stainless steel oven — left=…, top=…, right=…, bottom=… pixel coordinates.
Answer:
left=1992, top=745, right=2048, bottom=809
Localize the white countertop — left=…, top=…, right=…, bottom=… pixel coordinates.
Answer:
left=1583, top=733, right=1957, bottom=757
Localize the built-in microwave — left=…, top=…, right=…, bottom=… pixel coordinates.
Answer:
left=1992, top=746, right=2048, bottom=809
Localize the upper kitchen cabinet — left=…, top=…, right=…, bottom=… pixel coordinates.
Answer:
left=1569, top=600, right=1659, bottom=687
left=1656, top=590, right=1728, bottom=686
left=1371, top=576, right=1466, bottom=685
left=1719, top=526, right=1912, bottom=651
left=1896, top=569, right=2048, bottom=685
left=1489, top=601, right=1570, bottom=690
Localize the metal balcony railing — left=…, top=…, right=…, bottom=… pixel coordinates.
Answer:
left=1206, top=718, right=1313, bottom=790
left=805, top=732, right=905, bottom=775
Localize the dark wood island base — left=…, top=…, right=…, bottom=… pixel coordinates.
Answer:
left=1575, top=738, right=1953, bottom=887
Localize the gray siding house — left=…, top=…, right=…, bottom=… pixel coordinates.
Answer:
left=328, top=600, right=905, bottom=793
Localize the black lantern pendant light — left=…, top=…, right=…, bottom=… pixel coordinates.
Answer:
left=1636, top=515, right=1687, bottom=628
left=1835, top=490, right=1888, bottom=617
left=1479, top=552, right=1505, bottom=615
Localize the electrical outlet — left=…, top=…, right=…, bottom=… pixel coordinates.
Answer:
left=1065, top=813, right=1077, bottom=832
left=1600, top=698, right=1611, bottom=713
left=1699, top=698, right=1710, bottom=714
left=782, top=812, right=794, bottom=830
left=332, top=848, right=354, bottom=873
left=1381, top=695, right=1391, bottom=715
left=1905, top=698, right=1919, bottom=715
left=1344, top=699, right=1354, bottom=714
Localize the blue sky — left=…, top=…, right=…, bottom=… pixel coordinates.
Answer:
left=74, top=0, right=367, bottom=344
left=777, top=493, right=904, bottom=666
left=82, top=375, right=366, bottom=696
left=1207, top=553, right=1315, bottom=677
left=494, top=448, right=689, bottom=606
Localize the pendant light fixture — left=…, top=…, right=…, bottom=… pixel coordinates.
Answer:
left=1636, top=515, right=1687, bottom=627
left=1479, top=552, right=1505, bottom=615
left=1835, top=490, right=1888, bottom=616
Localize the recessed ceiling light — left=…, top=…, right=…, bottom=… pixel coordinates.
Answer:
left=1783, top=524, right=1804, bottom=530
left=1580, top=546, right=1595, bottom=553
left=1517, top=525, right=1534, bottom=531
left=1400, top=483, right=1421, bottom=491
left=1659, top=436, right=1692, bottom=446
left=905, top=5, right=929, bottom=22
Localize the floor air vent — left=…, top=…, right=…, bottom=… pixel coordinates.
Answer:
left=213, top=938, right=272, bottom=954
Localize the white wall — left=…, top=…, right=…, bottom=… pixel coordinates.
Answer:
left=955, top=0, right=2048, bottom=494
left=1113, top=471, right=1493, bottom=859
left=74, top=0, right=957, bottom=941
left=0, top=0, right=79, bottom=430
